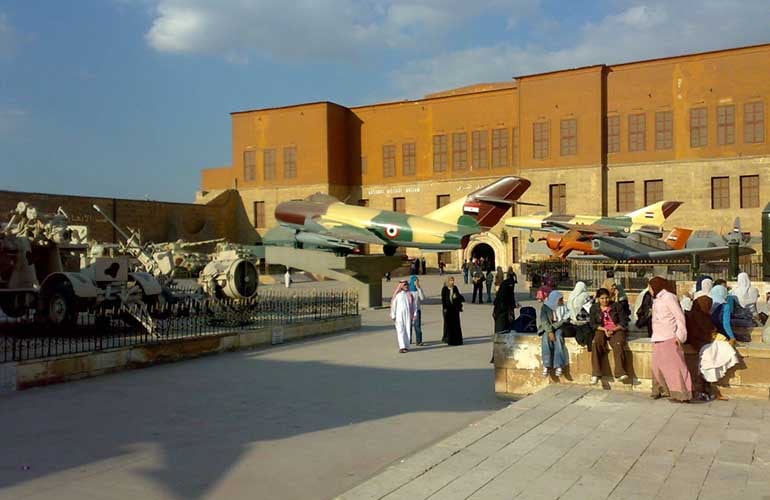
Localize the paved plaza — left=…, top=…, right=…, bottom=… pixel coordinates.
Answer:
left=3, top=272, right=769, bottom=499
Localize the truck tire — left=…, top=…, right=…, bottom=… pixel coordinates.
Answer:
left=44, top=282, right=79, bottom=327
left=0, top=293, right=29, bottom=318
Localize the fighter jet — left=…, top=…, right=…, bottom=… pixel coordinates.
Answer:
left=585, top=229, right=755, bottom=261
left=274, top=176, right=532, bottom=255
left=505, top=201, right=683, bottom=241
left=541, top=227, right=693, bottom=260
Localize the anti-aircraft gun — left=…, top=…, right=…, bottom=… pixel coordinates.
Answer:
left=146, top=238, right=224, bottom=277
left=197, top=242, right=259, bottom=300
left=0, top=202, right=163, bottom=327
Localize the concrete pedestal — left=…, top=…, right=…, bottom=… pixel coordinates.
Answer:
left=264, top=247, right=402, bottom=308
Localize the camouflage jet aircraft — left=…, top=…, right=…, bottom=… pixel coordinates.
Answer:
left=504, top=200, right=683, bottom=242
left=274, top=176, right=532, bottom=255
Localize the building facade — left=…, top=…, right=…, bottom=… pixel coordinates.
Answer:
left=199, top=44, right=769, bottom=270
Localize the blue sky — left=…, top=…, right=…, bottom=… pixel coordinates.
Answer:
left=2, top=0, right=769, bottom=202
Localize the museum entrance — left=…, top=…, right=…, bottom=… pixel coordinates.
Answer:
left=470, top=243, right=495, bottom=271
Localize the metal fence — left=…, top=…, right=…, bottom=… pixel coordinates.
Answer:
left=524, top=256, right=764, bottom=292
left=0, top=289, right=359, bottom=363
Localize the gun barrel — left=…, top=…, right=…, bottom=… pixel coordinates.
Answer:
left=92, top=204, right=134, bottom=243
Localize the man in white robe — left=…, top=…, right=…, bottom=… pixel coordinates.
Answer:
left=390, top=280, right=415, bottom=352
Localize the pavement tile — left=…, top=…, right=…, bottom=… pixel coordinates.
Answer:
left=715, top=440, right=756, bottom=465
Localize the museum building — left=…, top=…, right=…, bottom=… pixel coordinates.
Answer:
left=198, top=43, right=769, bottom=271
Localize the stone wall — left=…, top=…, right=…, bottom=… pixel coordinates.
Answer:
left=494, top=330, right=770, bottom=400
left=1, top=315, right=360, bottom=392
left=0, top=189, right=250, bottom=244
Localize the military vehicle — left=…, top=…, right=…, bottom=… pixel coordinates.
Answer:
left=0, top=202, right=163, bottom=327
left=146, top=238, right=224, bottom=277
left=198, top=246, right=258, bottom=300
left=274, top=176, right=534, bottom=256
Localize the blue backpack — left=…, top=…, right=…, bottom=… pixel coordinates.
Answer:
left=512, top=306, right=537, bottom=333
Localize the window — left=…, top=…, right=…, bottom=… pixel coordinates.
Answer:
left=744, top=102, right=765, bottom=144
left=382, top=145, right=396, bottom=177
left=549, top=184, right=566, bottom=214
left=492, top=128, right=509, bottom=167
left=263, top=149, right=275, bottom=180
left=452, top=132, right=468, bottom=171
left=283, top=146, right=297, bottom=178
left=511, top=237, right=519, bottom=263
left=393, top=197, right=406, bottom=213
left=607, top=115, right=620, bottom=153
left=512, top=127, right=519, bottom=166
left=360, top=156, right=367, bottom=175
left=560, top=119, right=577, bottom=156
left=616, top=181, right=635, bottom=212
left=243, top=151, right=256, bottom=182
left=711, top=177, right=730, bottom=209
left=689, top=107, right=708, bottom=148
left=717, top=105, right=735, bottom=145
left=402, top=143, right=416, bottom=176
left=471, top=130, right=488, bottom=169
left=436, top=194, right=450, bottom=209
left=629, top=113, right=646, bottom=152
left=644, top=179, right=663, bottom=205
left=533, top=121, right=549, bottom=159
left=432, top=134, right=448, bottom=172
left=357, top=199, right=369, bottom=207
left=740, top=175, right=760, bottom=208
left=655, top=111, right=673, bottom=150
left=253, top=201, right=265, bottom=228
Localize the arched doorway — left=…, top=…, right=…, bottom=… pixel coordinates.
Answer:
left=464, top=233, right=507, bottom=272
left=470, top=243, right=495, bottom=271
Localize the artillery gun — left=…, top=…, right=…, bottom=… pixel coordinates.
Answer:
left=0, top=202, right=163, bottom=328
left=198, top=244, right=259, bottom=300
left=146, top=238, right=224, bottom=277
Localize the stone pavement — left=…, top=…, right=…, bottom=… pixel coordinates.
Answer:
left=338, top=385, right=770, bottom=500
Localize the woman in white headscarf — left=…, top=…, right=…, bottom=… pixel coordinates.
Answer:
left=538, top=291, right=570, bottom=378
left=694, top=278, right=713, bottom=300
left=567, top=281, right=590, bottom=324
left=731, top=272, right=760, bottom=316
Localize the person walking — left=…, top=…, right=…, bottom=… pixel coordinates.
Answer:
left=284, top=268, right=292, bottom=288
left=462, top=260, right=469, bottom=284
left=539, top=291, right=570, bottom=377
left=390, top=280, right=415, bottom=353
left=409, top=275, right=426, bottom=346
left=485, top=268, right=494, bottom=303
left=471, top=265, right=485, bottom=304
left=441, top=276, right=465, bottom=345
left=589, top=287, right=630, bottom=384
left=649, top=277, right=692, bottom=402
left=420, top=257, right=426, bottom=275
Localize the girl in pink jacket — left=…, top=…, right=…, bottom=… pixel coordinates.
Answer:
left=649, top=277, right=692, bottom=402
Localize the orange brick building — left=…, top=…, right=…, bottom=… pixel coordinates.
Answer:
left=199, top=43, right=769, bottom=270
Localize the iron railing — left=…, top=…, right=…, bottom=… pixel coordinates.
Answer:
left=525, top=256, right=764, bottom=292
left=0, top=289, right=358, bottom=363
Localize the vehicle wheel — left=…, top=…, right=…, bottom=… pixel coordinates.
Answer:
left=44, top=282, right=79, bottom=327
left=383, top=245, right=397, bottom=256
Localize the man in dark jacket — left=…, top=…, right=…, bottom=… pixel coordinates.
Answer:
left=471, top=265, right=485, bottom=304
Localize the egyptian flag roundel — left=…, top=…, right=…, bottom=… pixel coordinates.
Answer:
left=384, top=224, right=400, bottom=239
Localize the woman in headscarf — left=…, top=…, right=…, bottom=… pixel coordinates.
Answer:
left=693, top=277, right=713, bottom=300
left=441, top=276, right=465, bottom=345
left=539, top=291, right=570, bottom=377
left=588, top=287, right=630, bottom=384
left=684, top=291, right=725, bottom=401
left=710, top=284, right=754, bottom=342
left=649, top=277, right=692, bottom=402
left=409, top=275, right=426, bottom=346
left=492, top=270, right=517, bottom=334
left=390, top=280, right=415, bottom=353
left=602, top=278, right=631, bottom=317
left=731, top=272, right=761, bottom=318
left=567, top=281, right=593, bottom=347
left=634, top=284, right=654, bottom=337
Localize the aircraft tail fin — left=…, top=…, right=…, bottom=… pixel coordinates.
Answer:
left=626, top=201, right=682, bottom=227
left=664, top=227, right=693, bottom=250
left=425, top=177, right=532, bottom=229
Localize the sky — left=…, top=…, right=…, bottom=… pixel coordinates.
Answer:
left=2, top=0, right=769, bottom=203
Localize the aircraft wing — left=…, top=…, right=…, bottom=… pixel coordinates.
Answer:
left=545, top=221, right=624, bottom=236
left=305, top=217, right=385, bottom=245
left=638, top=246, right=756, bottom=260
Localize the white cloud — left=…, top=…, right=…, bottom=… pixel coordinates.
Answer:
left=391, top=1, right=770, bottom=97
left=144, top=0, right=536, bottom=61
left=0, top=13, right=18, bottom=58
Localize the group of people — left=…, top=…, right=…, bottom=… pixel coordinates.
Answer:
left=389, top=265, right=520, bottom=352
left=410, top=257, right=427, bottom=276
left=538, top=274, right=754, bottom=403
